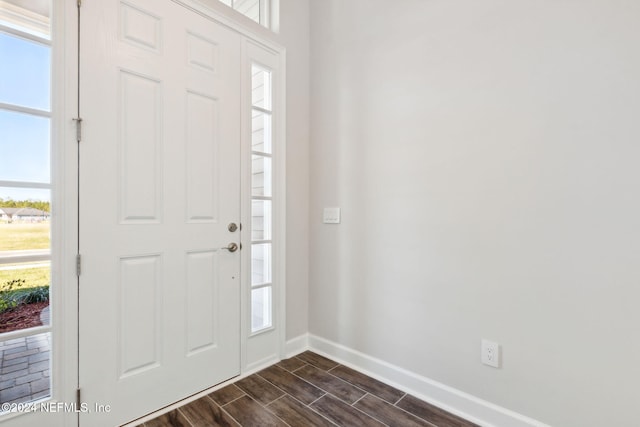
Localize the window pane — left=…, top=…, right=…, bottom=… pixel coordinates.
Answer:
left=251, top=65, right=271, bottom=109
left=251, top=199, right=271, bottom=241
left=251, top=287, right=272, bottom=332
left=251, top=243, right=271, bottom=286
left=0, top=332, right=51, bottom=403
left=0, top=187, right=51, bottom=249
left=0, top=187, right=51, bottom=335
left=252, top=109, right=272, bottom=154
left=234, top=0, right=260, bottom=24
left=252, top=155, right=271, bottom=197
left=0, top=111, right=50, bottom=183
left=0, top=32, right=51, bottom=110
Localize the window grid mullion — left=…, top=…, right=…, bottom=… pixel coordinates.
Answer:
left=251, top=239, right=272, bottom=245
left=251, top=283, right=272, bottom=290
left=252, top=105, right=272, bottom=115
left=251, top=151, right=272, bottom=158
left=0, top=102, right=51, bottom=118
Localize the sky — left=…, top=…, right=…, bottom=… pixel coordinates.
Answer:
left=0, top=30, right=51, bottom=203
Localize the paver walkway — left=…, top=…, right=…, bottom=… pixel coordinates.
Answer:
left=0, top=332, right=51, bottom=405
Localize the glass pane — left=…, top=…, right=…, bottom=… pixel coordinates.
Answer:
left=251, top=287, right=272, bottom=332
left=0, top=32, right=51, bottom=110
left=252, top=109, right=272, bottom=154
left=0, top=187, right=51, bottom=250
left=252, top=155, right=272, bottom=197
left=0, top=110, right=50, bottom=183
left=234, top=0, right=260, bottom=24
left=251, top=243, right=271, bottom=286
left=251, top=199, right=272, bottom=241
left=0, top=332, right=51, bottom=407
left=251, top=65, right=271, bottom=109
left=0, top=188, right=51, bottom=334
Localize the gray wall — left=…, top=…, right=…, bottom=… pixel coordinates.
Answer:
left=309, top=1, right=640, bottom=426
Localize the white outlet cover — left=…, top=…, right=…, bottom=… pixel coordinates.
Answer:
left=481, top=339, right=501, bottom=368
left=323, top=207, right=341, bottom=224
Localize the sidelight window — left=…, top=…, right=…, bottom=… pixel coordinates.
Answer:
left=250, top=64, right=273, bottom=333
left=0, top=0, right=53, bottom=408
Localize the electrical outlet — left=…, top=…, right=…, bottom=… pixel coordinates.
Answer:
left=481, top=339, right=501, bottom=368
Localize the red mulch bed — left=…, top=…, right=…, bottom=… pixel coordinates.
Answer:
left=0, top=302, right=48, bottom=334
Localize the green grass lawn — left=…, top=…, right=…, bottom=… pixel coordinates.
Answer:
left=0, top=266, right=50, bottom=290
left=0, top=223, right=50, bottom=251
left=0, top=223, right=51, bottom=290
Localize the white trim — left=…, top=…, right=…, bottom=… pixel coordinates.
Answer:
left=178, top=0, right=283, bottom=52
left=241, top=37, right=286, bottom=370
left=52, top=0, right=79, bottom=424
left=275, top=46, right=286, bottom=361
left=0, top=1, right=50, bottom=41
left=0, top=102, right=51, bottom=118
left=284, top=333, right=308, bottom=357
left=307, top=335, right=551, bottom=427
left=0, top=180, right=51, bottom=189
left=0, top=326, right=51, bottom=342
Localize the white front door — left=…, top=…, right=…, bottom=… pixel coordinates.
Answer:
left=79, top=0, right=241, bottom=425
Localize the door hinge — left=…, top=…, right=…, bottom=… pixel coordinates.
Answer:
left=77, top=0, right=82, bottom=8
left=73, top=117, right=83, bottom=142
left=76, top=254, right=82, bottom=276
left=76, top=388, right=81, bottom=407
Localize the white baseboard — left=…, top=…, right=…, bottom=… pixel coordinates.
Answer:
left=307, top=334, right=550, bottom=427
left=285, top=332, right=309, bottom=357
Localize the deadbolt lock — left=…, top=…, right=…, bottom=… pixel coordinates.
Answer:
left=228, top=223, right=238, bottom=232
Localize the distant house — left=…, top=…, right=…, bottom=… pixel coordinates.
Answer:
left=0, top=207, right=50, bottom=222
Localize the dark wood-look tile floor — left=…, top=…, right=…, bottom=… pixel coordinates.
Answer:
left=143, top=351, right=479, bottom=427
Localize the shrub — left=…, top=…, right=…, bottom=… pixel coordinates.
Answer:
left=0, top=279, right=23, bottom=313
left=15, top=286, right=50, bottom=304
left=0, top=280, right=50, bottom=313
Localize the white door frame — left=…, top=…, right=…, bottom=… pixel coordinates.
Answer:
left=241, top=37, right=287, bottom=372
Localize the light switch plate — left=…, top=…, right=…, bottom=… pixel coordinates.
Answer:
left=323, top=207, right=341, bottom=224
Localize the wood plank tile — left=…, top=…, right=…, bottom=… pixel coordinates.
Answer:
left=329, top=365, right=405, bottom=404
left=276, top=356, right=307, bottom=372
left=354, top=394, right=436, bottom=427
left=267, top=395, right=337, bottom=427
left=396, top=394, right=480, bottom=427
left=310, top=394, right=386, bottom=427
left=224, top=395, right=288, bottom=426
left=209, top=384, right=245, bottom=406
left=258, top=365, right=325, bottom=405
left=295, top=351, right=339, bottom=371
left=145, top=409, right=190, bottom=427
left=180, top=397, right=240, bottom=427
left=235, top=373, right=285, bottom=405
left=293, top=364, right=366, bottom=404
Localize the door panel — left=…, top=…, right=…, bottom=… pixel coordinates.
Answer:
left=79, top=1, right=241, bottom=425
